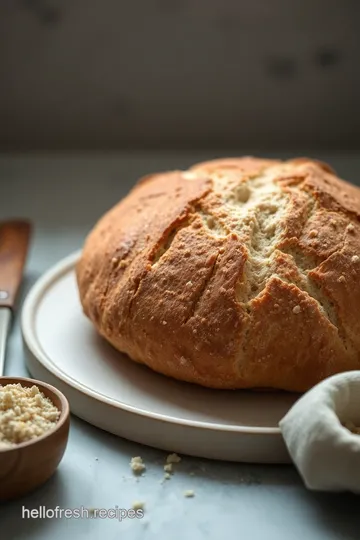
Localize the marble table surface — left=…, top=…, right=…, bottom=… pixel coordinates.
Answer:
left=0, top=152, right=359, bottom=540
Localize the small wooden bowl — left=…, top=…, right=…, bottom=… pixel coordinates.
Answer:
left=0, top=377, right=70, bottom=501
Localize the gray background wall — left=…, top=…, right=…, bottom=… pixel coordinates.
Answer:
left=1, top=1, right=359, bottom=150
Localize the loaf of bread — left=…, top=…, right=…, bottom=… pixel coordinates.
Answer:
left=76, top=157, right=360, bottom=392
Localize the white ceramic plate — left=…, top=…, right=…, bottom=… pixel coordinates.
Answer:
left=22, top=253, right=298, bottom=463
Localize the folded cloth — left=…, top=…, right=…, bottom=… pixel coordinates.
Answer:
left=279, top=371, right=360, bottom=493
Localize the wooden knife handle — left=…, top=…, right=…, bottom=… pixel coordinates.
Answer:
left=0, top=220, right=32, bottom=310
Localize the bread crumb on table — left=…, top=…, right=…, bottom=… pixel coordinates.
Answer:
left=166, top=453, right=181, bottom=464
left=184, top=490, right=195, bottom=498
left=162, top=453, right=182, bottom=475
left=130, top=456, right=146, bottom=474
left=0, top=383, right=60, bottom=447
left=160, top=471, right=172, bottom=484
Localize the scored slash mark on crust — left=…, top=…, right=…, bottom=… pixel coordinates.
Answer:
left=127, top=274, right=144, bottom=319
left=184, top=253, right=220, bottom=324
left=151, top=217, right=192, bottom=265
left=150, top=202, right=226, bottom=267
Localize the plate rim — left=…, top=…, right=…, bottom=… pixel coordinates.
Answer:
left=21, top=251, right=287, bottom=437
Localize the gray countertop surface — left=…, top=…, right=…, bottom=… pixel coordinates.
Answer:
left=1, top=152, right=360, bottom=539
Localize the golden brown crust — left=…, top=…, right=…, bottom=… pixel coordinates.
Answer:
left=76, top=157, right=360, bottom=392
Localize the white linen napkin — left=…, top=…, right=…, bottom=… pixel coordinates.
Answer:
left=279, top=371, right=360, bottom=493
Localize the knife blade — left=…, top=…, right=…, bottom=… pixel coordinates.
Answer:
left=0, top=220, right=32, bottom=376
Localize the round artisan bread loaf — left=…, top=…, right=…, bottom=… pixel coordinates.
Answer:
left=76, top=157, right=360, bottom=392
